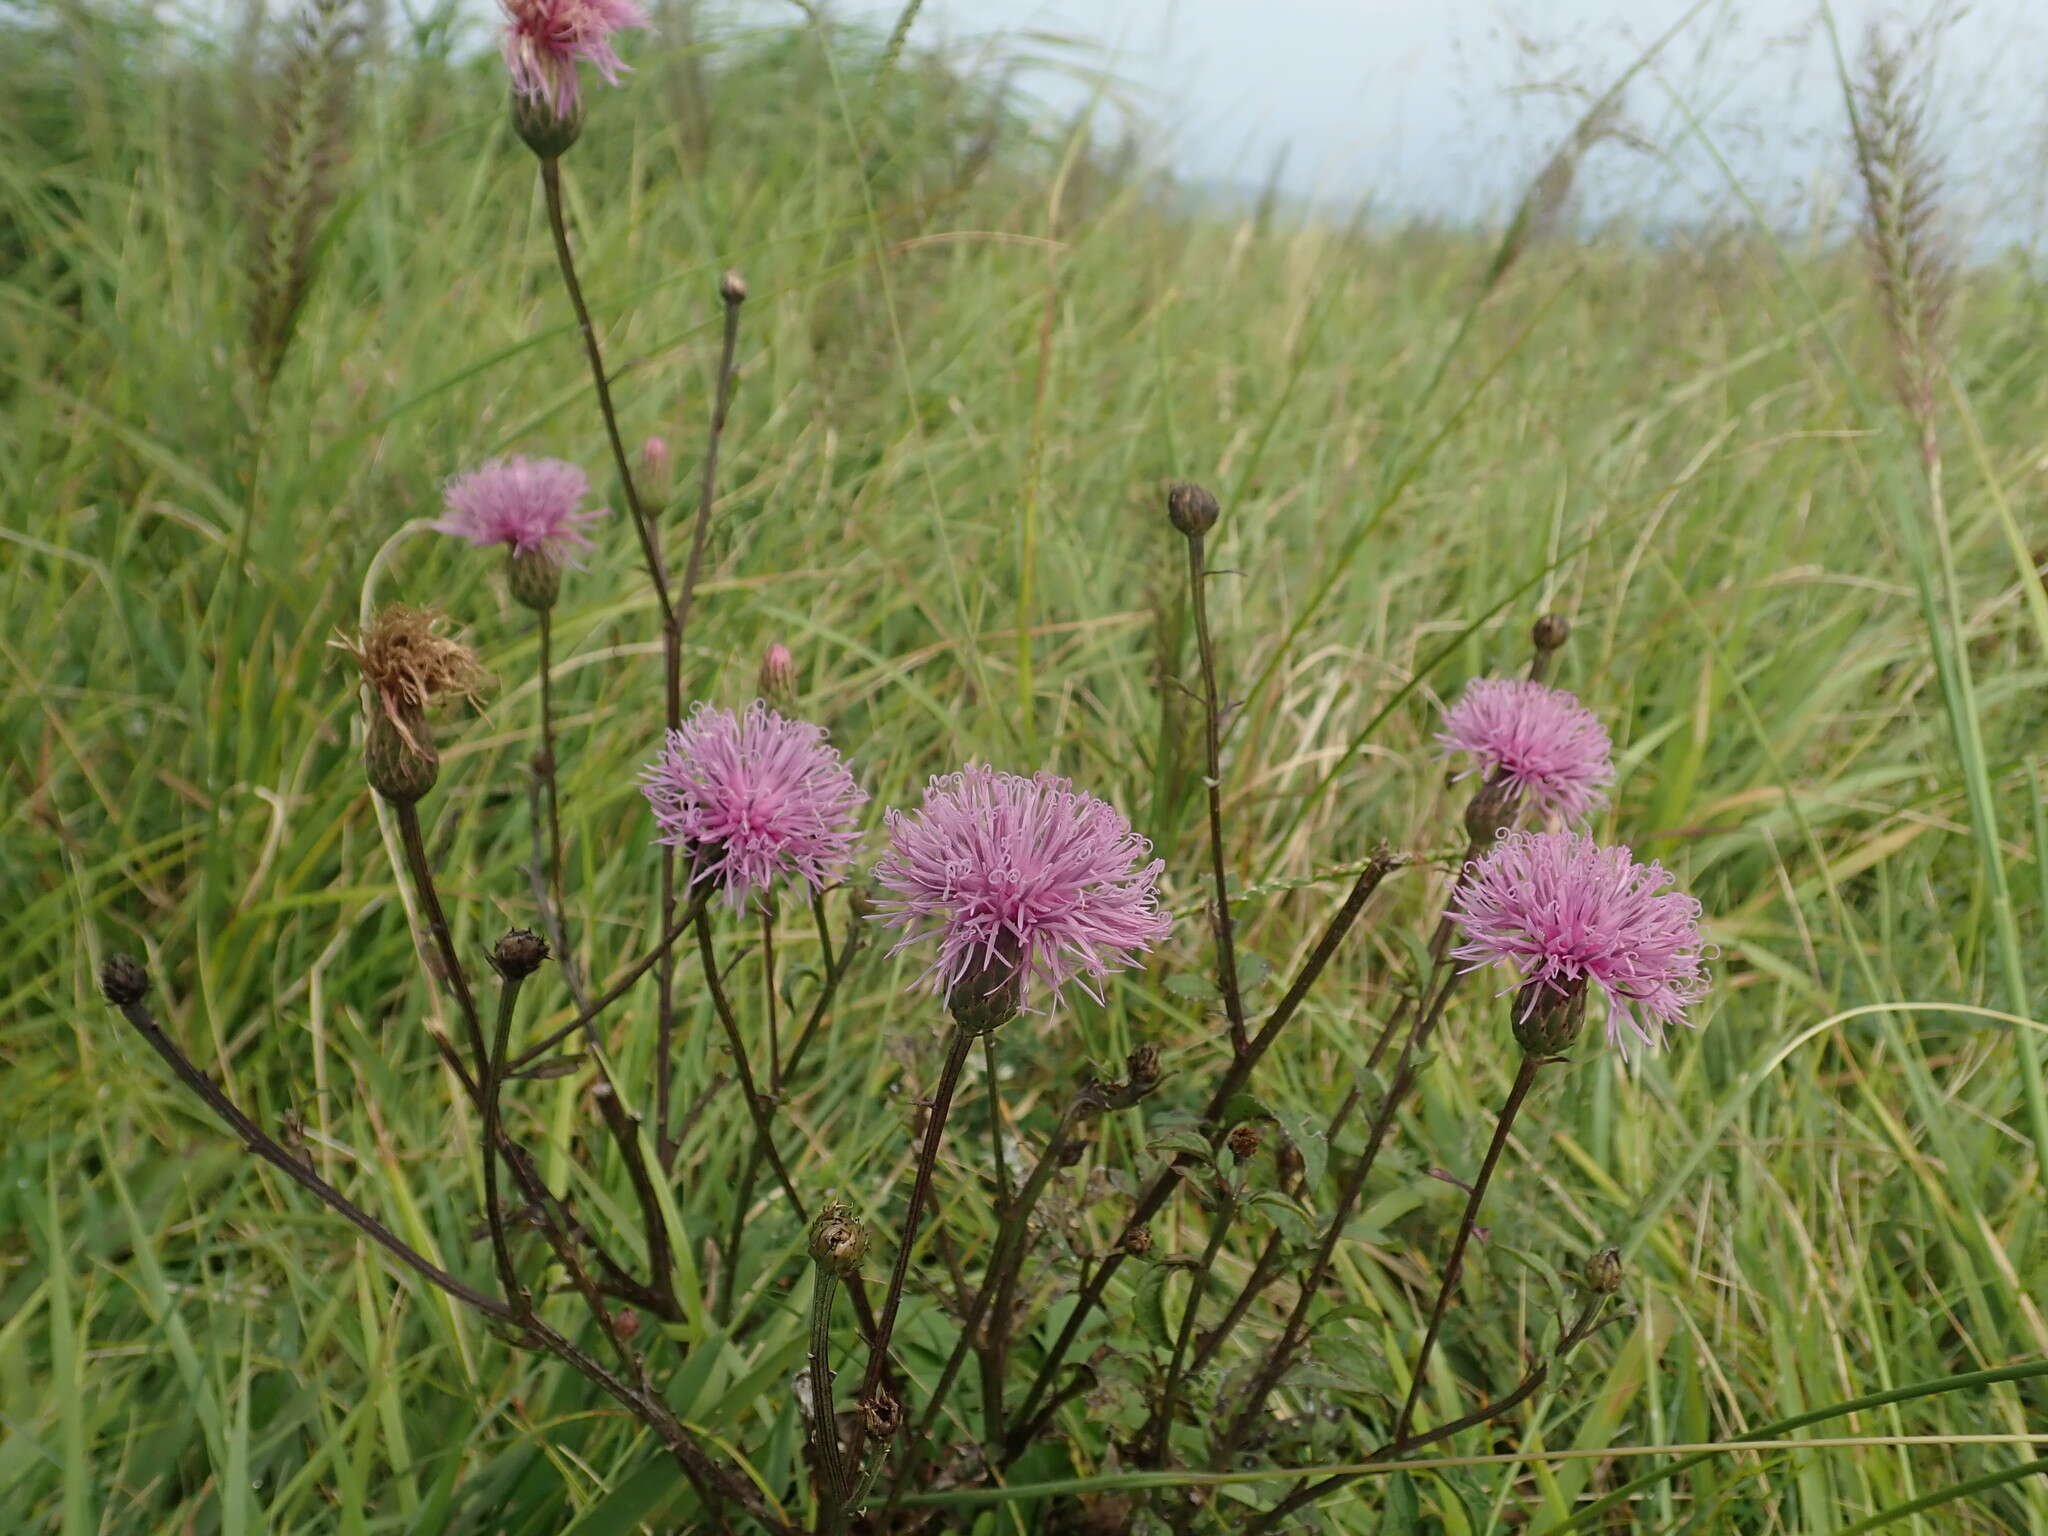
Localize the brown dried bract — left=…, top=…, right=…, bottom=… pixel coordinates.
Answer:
left=334, top=604, right=488, bottom=747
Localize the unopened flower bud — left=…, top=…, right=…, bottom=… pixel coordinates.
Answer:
left=720, top=268, right=748, bottom=305
left=759, top=642, right=797, bottom=707
left=640, top=435, right=671, bottom=484
left=809, top=1201, right=869, bottom=1277
left=100, top=954, right=150, bottom=1007
left=491, top=928, right=550, bottom=980
left=507, top=546, right=562, bottom=611
left=1120, top=1225, right=1154, bottom=1257
left=511, top=91, right=583, bottom=160
left=614, top=1307, right=642, bottom=1341
left=1512, top=976, right=1587, bottom=1056
left=1533, top=613, right=1571, bottom=654
left=1166, top=481, right=1220, bottom=538
left=1226, top=1123, right=1262, bottom=1161
left=1585, top=1247, right=1623, bottom=1295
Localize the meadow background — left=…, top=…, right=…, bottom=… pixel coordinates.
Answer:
left=4, top=0, right=2047, bottom=1531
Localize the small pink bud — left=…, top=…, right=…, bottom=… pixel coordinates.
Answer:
left=640, top=435, right=671, bottom=484
left=758, top=642, right=797, bottom=706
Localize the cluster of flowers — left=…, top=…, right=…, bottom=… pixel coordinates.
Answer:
left=390, top=452, right=1712, bottom=1050
left=405, top=10, right=1712, bottom=1051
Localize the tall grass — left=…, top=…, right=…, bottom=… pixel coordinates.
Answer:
left=3, top=2, right=2046, bottom=1531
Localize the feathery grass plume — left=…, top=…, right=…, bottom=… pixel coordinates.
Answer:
left=334, top=605, right=488, bottom=803
left=245, top=0, right=361, bottom=387
left=1849, top=25, right=1955, bottom=456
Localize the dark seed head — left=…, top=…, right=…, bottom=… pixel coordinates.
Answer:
left=1533, top=613, right=1570, bottom=653
left=1226, top=1123, right=1262, bottom=1161
left=1166, top=481, right=1220, bottom=538
left=720, top=268, right=749, bottom=304
left=100, top=954, right=150, bottom=1007
left=491, top=928, right=551, bottom=981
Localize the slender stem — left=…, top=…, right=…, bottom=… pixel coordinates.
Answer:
left=1190, top=1228, right=1285, bottom=1376
left=1005, top=852, right=1401, bottom=1449
left=106, top=991, right=791, bottom=1534
left=898, top=1097, right=1085, bottom=1472
left=393, top=802, right=662, bottom=1317
left=481, top=970, right=530, bottom=1313
left=696, top=912, right=806, bottom=1214
left=1247, top=1287, right=1609, bottom=1535
left=676, top=279, right=744, bottom=641
left=591, top=1080, right=680, bottom=1320
left=536, top=605, right=569, bottom=942
left=536, top=154, right=690, bottom=1174
left=1186, top=529, right=1248, bottom=1056
left=507, top=887, right=710, bottom=1073
left=392, top=801, right=490, bottom=1091
left=1392, top=1051, right=1545, bottom=1440
left=1146, top=1189, right=1236, bottom=1465
left=763, top=901, right=782, bottom=1097
left=109, top=994, right=517, bottom=1319
left=807, top=1267, right=849, bottom=1509
left=1213, top=1010, right=1430, bottom=1460
left=847, top=1022, right=980, bottom=1468
left=536, top=157, right=672, bottom=623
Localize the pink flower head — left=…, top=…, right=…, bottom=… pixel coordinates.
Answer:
left=437, top=456, right=607, bottom=562
left=639, top=702, right=867, bottom=908
left=1450, top=830, right=1709, bottom=1057
left=501, top=0, right=648, bottom=119
left=1437, top=678, right=1614, bottom=825
left=873, top=766, right=1172, bottom=1017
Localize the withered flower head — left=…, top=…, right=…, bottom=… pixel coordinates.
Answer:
left=334, top=605, right=489, bottom=803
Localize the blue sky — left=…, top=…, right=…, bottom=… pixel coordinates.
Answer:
left=833, top=0, right=2048, bottom=247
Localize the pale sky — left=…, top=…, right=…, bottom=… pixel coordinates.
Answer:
left=832, top=0, right=2048, bottom=247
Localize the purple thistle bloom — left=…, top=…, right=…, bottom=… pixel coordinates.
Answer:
left=639, top=702, right=867, bottom=909
left=437, top=456, right=607, bottom=562
left=873, top=766, right=1172, bottom=1016
left=501, top=0, right=648, bottom=120
left=1437, top=677, right=1614, bottom=825
left=1450, top=830, right=1710, bottom=1057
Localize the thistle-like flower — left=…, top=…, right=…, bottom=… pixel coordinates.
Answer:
left=639, top=702, right=866, bottom=909
left=501, top=0, right=647, bottom=122
left=873, top=766, right=1171, bottom=1023
left=438, top=456, right=606, bottom=609
left=335, top=606, right=489, bottom=803
left=1450, top=830, right=1708, bottom=1057
left=1438, top=677, right=1614, bottom=826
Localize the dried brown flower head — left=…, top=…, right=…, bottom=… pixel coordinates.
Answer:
left=336, top=605, right=488, bottom=745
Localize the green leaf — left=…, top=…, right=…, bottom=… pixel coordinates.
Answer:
left=1165, top=971, right=1220, bottom=1001
left=1381, top=1470, right=1421, bottom=1532
left=1274, top=1106, right=1329, bottom=1187
left=1132, top=1262, right=1173, bottom=1350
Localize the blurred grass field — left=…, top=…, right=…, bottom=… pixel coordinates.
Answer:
left=4, top=3, right=2048, bottom=1531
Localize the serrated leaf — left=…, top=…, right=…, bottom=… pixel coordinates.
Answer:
left=1148, top=1127, right=1214, bottom=1160
left=1273, top=1106, right=1329, bottom=1187
left=1243, top=1189, right=1313, bottom=1242
left=1237, top=951, right=1274, bottom=992
left=1132, top=1262, right=1173, bottom=1350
